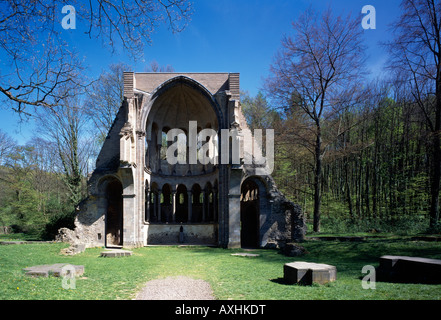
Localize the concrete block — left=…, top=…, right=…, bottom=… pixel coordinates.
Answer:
left=284, top=262, right=337, bottom=285
left=377, top=255, right=441, bottom=284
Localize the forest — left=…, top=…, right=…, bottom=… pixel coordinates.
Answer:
left=242, top=87, right=438, bottom=235
left=0, top=0, right=440, bottom=238
left=242, top=1, right=441, bottom=235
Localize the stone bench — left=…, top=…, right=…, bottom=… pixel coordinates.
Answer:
left=23, top=264, right=84, bottom=277
left=284, top=262, right=337, bottom=285
left=100, top=249, right=133, bottom=257
left=377, top=255, right=441, bottom=284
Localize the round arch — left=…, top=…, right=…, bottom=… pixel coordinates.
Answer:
left=191, top=184, right=203, bottom=222
left=176, top=184, right=188, bottom=223
left=105, top=178, right=123, bottom=247
left=240, top=176, right=268, bottom=248
left=161, top=184, right=172, bottom=223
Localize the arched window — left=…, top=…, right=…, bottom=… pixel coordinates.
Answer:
left=161, top=184, right=172, bottom=222
left=177, top=132, right=187, bottom=164
left=145, top=180, right=150, bottom=222
left=147, top=123, right=159, bottom=172
left=205, top=182, right=214, bottom=222
left=160, top=130, right=168, bottom=160
left=148, top=182, right=159, bottom=222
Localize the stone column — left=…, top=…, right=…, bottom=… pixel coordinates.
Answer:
left=146, top=139, right=151, bottom=169
left=228, top=168, right=242, bottom=248
left=157, top=191, right=162, bottom=222
left=150, top=191, right=155, bottom=222
left=172, top=189, right=177, bottom=222
left=202, top=189, right=206, bottom=222
left=145, top=188, right=150, bottom=222
left=157, top=144, right=162, bottom=173
left=187, top=190, right=193, bottom=223
left=213, top=189, right=218, bottom=222
left=122, top=193, right=136, bottom=247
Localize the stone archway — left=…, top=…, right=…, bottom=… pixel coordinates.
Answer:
left=191, top=184, right=203, bottom=222
left=240, top=179, right=260, bottom=248
left=161, top=184, right=172, bottom=223
left=106, top=180, right=123, bottom=247
left=175, top=184, right=188, bottom=223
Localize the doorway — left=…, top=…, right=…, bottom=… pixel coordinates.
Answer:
left=240, top=179, right=260, bottom=248
left=106, top=180, right=123, bottom=246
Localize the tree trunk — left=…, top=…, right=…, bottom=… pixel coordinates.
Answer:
left=429, top=131, right=441, bottom=228
left=430, top=71, right=441, bottom=227
left=344, top=157, right=353, bottom=218
left=313, top=124, right=322, bottom=232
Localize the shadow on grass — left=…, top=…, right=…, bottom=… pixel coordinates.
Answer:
left=269, top=277, right=290, bottom=285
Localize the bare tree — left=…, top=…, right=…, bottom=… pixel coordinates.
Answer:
left=85, top=62, right=130, bottom=142
left=266, top=7, right=367, bottom=232
left=37, top=93, right=96, bottom=205
left=145, top=60, right=175, bottom=72
left=0, top=129, right=16, bottom=166
left=386, top=0, right=441, bottom=228
left=0, top=0, right=192, bottom=114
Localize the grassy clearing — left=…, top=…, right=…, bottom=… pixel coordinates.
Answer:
left=0, top=238, right=441, bottom=300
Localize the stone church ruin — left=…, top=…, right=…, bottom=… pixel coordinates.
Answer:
left=63, top=72, right=304, bottom=248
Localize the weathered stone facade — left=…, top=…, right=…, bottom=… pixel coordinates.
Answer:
left=67, top=72, right=305, bottom=248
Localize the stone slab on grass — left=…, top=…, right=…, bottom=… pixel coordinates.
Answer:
left=23, top=263, right=84, bottom=277
left=60, top=243, right=86, bottom=256
left=1, top=241, right=54, bottom=245
left=284, top=261, right=337, bottom=285
left=377, top=255, right=441, bottom=284
left=100, top=249, right=133, bottom=257
left=231, top=253, right=260, bottom=257
left=305, top=236, right=366, bottom=242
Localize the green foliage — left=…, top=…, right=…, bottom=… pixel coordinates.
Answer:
left=426, top=222, right=441, bottom=234
left=317, top=216, right=429, bottom=236
left=41, top=210, right=76, bottom=241
left=241, top=91, right=280, bottom=130
left=0, top=139, right=83, bottom=239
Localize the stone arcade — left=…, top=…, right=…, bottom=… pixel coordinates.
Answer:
left=66, top=72, right=305, bottom=248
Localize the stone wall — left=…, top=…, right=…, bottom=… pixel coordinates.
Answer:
left=243, top=173, right=306, bottom=248
left=146, top=224, right=217, bottom=245
left=95, top=102, right=128, bottom=170
left=60, top=194, right=106, bottom=248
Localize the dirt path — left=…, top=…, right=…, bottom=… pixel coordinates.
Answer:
left=134, top=276, right=215, bottom=300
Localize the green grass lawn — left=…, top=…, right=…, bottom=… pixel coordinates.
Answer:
left=1, top=238, right=441, bottom=300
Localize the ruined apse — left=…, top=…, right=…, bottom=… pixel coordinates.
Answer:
left=68, top=72, right=305, bottom=248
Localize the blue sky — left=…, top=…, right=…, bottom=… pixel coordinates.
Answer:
left=0, top=0, right=402, bottom=144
